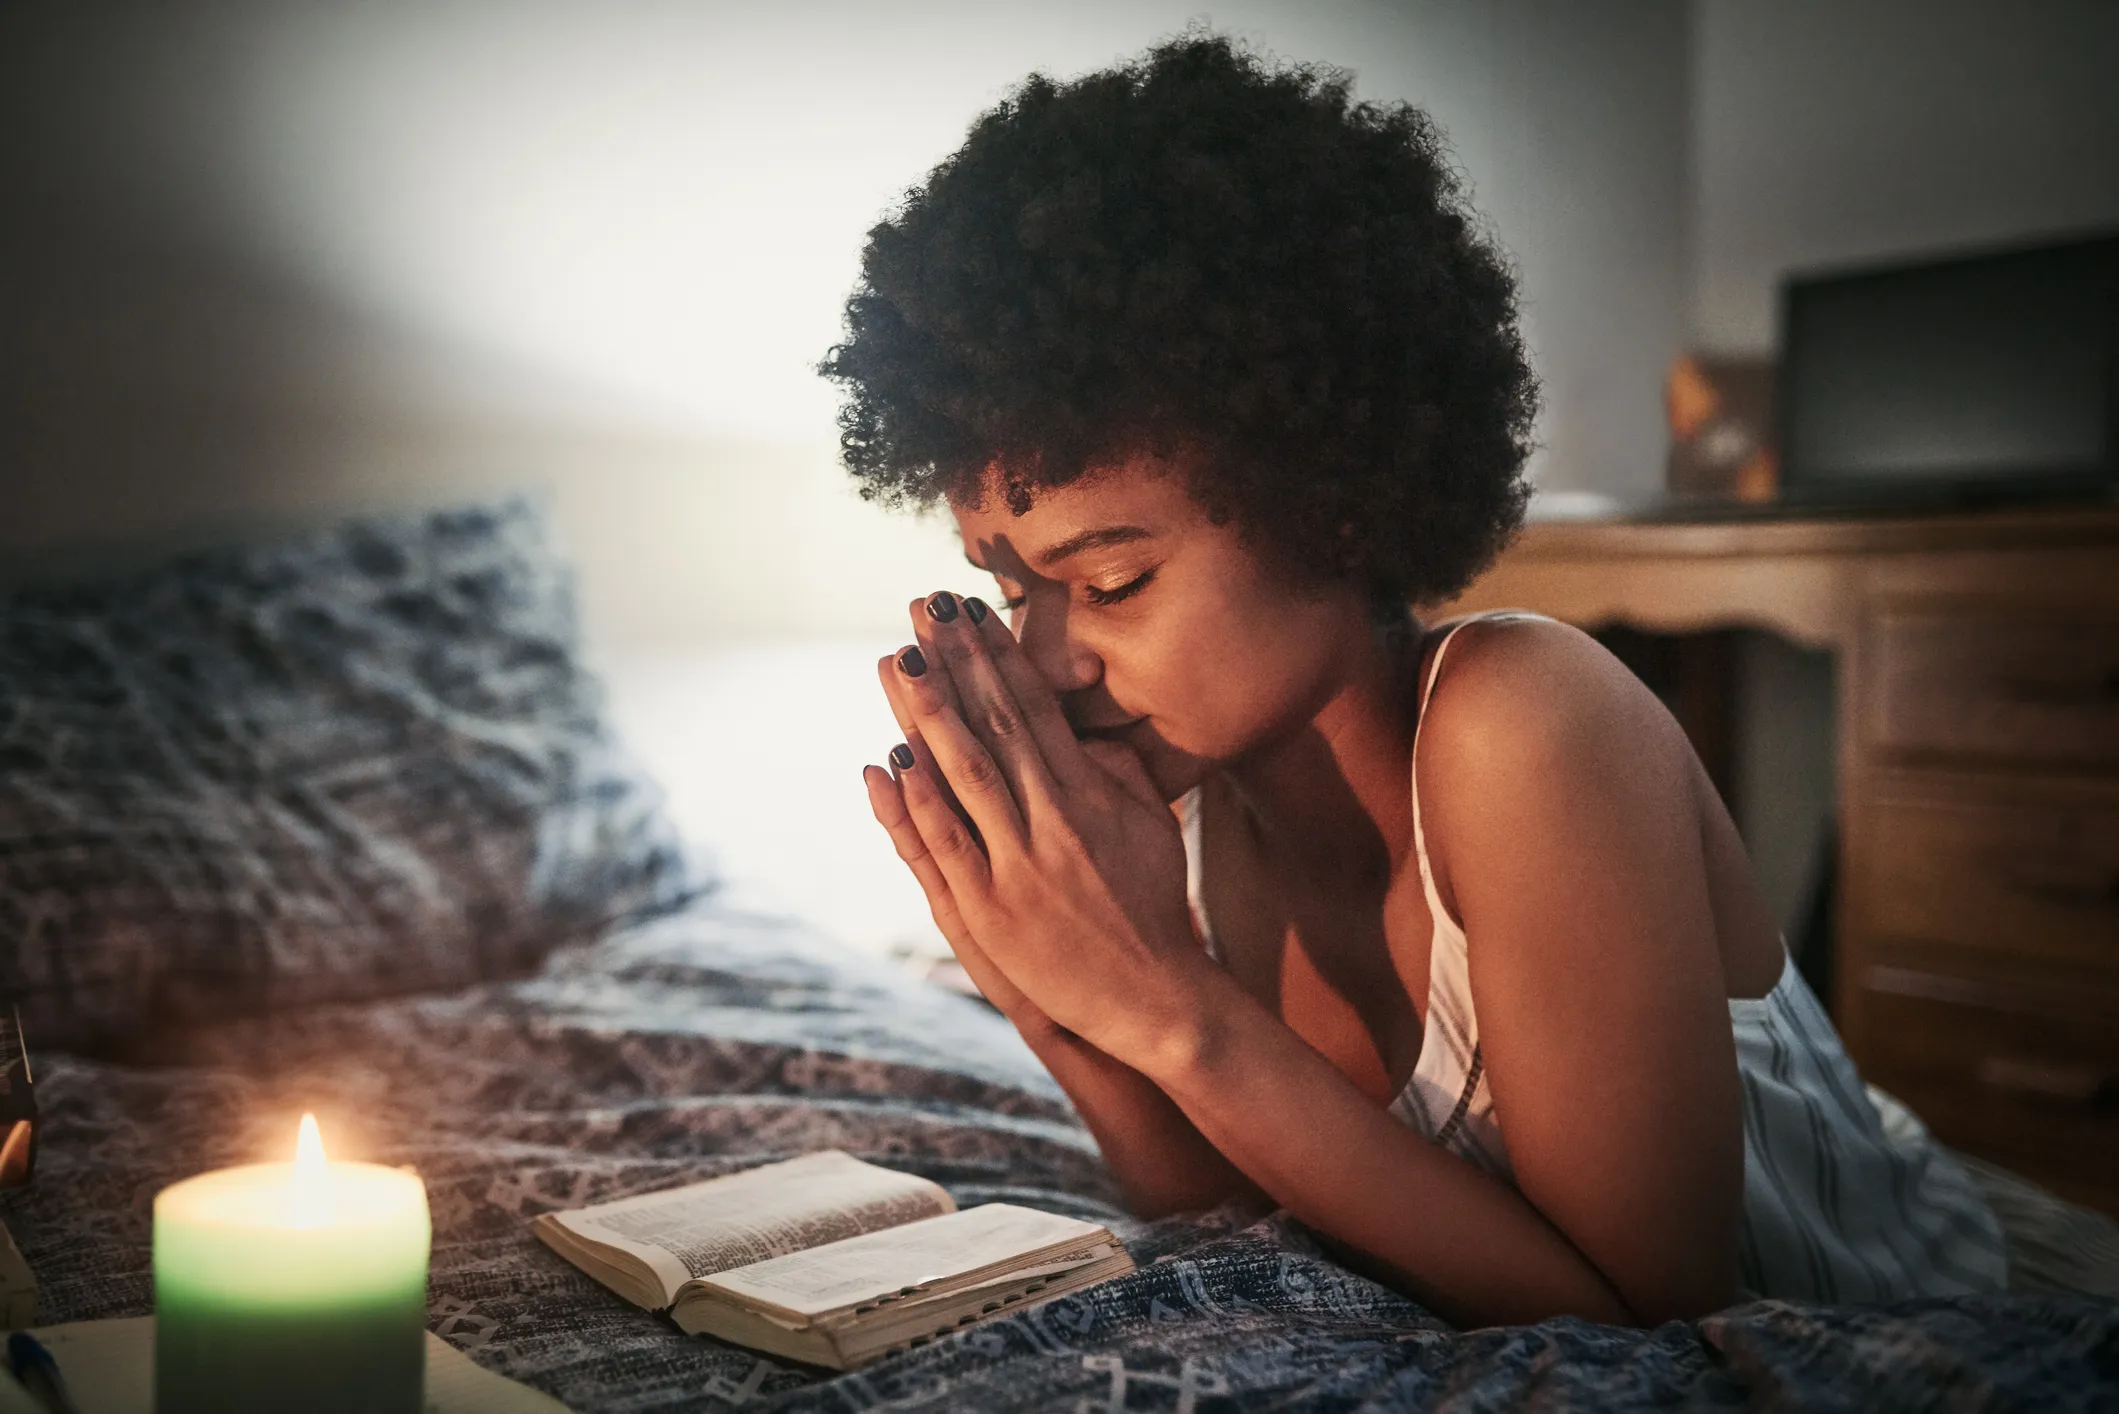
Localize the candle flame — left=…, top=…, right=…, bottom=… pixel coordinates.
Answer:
left=290, top=1112, right=330, bottom=1227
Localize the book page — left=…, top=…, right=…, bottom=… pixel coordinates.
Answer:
left=550, top=1151, right=953, bottom=1299
left=700, top=1203, right=1109, bottom=1318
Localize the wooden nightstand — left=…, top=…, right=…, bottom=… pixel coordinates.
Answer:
left=1438, top=505, right=2119, bottom=1215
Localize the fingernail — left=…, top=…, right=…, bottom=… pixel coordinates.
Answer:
left=925, top=591, right=960, bottom=623
left=890, top=742, right=915, bottom=770
left=964, top=596, right=989, bottom=624
left=896, top=644, right=927, bottom=677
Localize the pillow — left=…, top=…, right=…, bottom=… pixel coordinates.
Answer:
left=0, top=499, right=696, bottom=1053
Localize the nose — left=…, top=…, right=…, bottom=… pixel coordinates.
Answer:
left=1013, top=598, right=1101, bottom=696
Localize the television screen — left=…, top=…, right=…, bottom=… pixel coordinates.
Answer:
left=1778, top=233, right=2119, bottom=506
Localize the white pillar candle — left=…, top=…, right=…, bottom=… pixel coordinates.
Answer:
left=153, top=1115, right=430, bottom=1414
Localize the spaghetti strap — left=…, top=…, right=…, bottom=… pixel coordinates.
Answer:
left=1394, top=609, right=1547, bottom=1178
left=1409, top=610, right=1548, bottom=907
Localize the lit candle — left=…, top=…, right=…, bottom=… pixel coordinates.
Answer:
left=154, top=1114, right=430, bottom=1414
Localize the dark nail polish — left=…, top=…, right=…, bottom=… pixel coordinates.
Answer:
left=964, top=596, right=989, bottom=624
left=897, top=645, right=927, bottom=677
left=890, top=742, right=915, bottom=770
left=925, top=591, right=960, bottom=623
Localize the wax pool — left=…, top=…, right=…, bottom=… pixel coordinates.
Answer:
left=153, top=1116, right=429, bottom=1414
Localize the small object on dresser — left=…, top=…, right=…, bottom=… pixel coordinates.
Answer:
left=152, top=1115, right=429, bottom=1414
left=533, top=1150, right=1134, bottom=1370
left=1665, top=354, right=1778, bottom=503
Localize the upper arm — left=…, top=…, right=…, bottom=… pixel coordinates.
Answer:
left=1416, top=618, right=1744, bottom=1322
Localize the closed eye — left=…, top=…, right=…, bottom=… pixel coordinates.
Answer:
left=1084, top=569, right=1155, bottom=607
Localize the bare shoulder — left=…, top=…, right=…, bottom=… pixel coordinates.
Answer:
left=1412, top=615, right=1700, bottom=910
left=1417, top=615, right=1689, bottom=777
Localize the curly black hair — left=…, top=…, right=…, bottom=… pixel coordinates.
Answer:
left=819, top=31, right=1537, bottom=610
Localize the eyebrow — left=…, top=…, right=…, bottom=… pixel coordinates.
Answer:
left=1031, top=525, right=1154, bottom=569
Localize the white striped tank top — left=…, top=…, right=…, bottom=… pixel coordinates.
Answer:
left=1180, top=610, right=2008, bottom=1304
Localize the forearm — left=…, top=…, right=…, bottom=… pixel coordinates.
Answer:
left=937, top=914, right=1259, bottom=1219
left=1008, top=1011, right=1267, bottom=1219
left=1134, top=966, right=1636, bottom=1328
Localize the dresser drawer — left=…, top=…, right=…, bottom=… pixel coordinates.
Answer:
left=1863, top=603, right=2119, bottom=767
left=1855, top=963, right=2119, bottom=1213
left=1859, top=778, right=2119, bottom=977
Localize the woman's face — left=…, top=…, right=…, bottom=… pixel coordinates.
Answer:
left=949, top=460, right=1371, bottom=803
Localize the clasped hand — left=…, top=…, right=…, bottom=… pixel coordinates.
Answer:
left=862, top=592, right=1209, bottom=1073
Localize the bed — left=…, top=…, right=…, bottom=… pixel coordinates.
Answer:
left=4, top=501, right=2115, bottom=1412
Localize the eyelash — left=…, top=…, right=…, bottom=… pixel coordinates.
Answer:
left=990, top=569, right=1157, bottom=611
left=1084, top=569, right=1155, bottom=607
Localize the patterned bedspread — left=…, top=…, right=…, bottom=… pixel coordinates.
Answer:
left=12, top=900, right=2117, bottom=1412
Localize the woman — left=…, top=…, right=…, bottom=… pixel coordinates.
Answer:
left=824, top=33, right=2004, bottom=1328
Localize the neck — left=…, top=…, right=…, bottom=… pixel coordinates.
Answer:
left=1221, top=617, right=1424, bottom=881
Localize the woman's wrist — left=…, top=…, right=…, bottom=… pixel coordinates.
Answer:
left=1003, top=1003, right=1073, bottom=1050
left=1097, top=949, right=1242, bottom=1088
left=971, top=976, right=1092, bottom=1054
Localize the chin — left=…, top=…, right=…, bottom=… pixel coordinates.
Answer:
left=1129, top=730, right=1214, bottom=805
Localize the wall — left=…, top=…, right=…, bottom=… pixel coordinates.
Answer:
left=1691, top=0, right=2119, bottom=934
left=0, top=1, right=1690, bottom=648
left=1691, top=0, right=2119, bottom=352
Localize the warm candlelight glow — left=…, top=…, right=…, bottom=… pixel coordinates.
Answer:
left=154, top=1111, right=431, bottom=1413
left=291, top=1113, right=330, bottom=1228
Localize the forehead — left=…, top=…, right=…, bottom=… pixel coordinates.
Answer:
left=950, top=462, right=1203, bottom=566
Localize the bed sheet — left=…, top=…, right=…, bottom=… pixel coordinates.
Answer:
left=11, top=902, right=2116, bottom=1412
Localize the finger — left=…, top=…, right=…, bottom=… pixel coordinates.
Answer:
left=877, top=653, right=977, bottom=839
left=891, top=727, right=1004, bottom=901
left=1082, top=738, right=1162, bottom=809
left=906, top=596, right=973, bottom=729
left=867, top=762, right=1026, bottom=1010
left=902, top=600, right=1002, bottom=835
left=960, top=594, right=1089, bottom=789
left=862, top=762, right=971, bottom=942
left=892, top=638, right=1028, bottom=854
left=921, top=591, right=1066, bottom=809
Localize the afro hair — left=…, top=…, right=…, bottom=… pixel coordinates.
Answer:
left=819, top=31, right=1538, bottom=610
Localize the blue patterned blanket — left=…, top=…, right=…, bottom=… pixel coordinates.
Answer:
left=13, top=902, right=2117, bottom=1411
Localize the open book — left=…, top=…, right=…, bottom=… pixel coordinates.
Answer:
left=532, top=1151, right=1134, bottom=1369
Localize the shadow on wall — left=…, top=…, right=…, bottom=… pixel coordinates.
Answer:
left=0, top=0, right=1708, bottom=640
left=0, top=200, right=965, bottom=646
left=2, top=202, right=554, bottom=564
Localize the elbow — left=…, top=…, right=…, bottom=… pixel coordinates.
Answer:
left=1617, top=1259, right=1740, bottom=1327
left=1120, top=1173, right=1271, bottom=1223
left=1622, top=1290, right=1726, bottom=1328
left=1119, top=1187, right=1195, bottom=1222
left=1672, top=1267, right=1742, bottom=1323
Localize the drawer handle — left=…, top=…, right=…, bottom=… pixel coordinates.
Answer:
left=1975, top=1056, right=2109, bottom=1106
